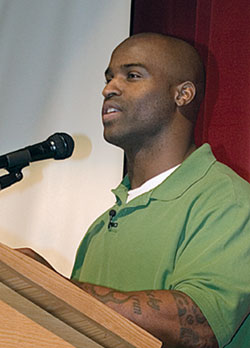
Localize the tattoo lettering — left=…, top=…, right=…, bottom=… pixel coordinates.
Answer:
left=145, top=291, right=162, bottom=311
left=172, top=291, right=218, bottom=348
left=132, top=297, right=142, bottom=315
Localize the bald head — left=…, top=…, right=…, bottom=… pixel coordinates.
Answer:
left=114, top=33, right=205, bottom=121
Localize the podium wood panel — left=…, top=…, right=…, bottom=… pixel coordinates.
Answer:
left=0, top=282, right=102, bottom=348
left=0, top=242, right=162, bottom=348
left=0, top=298, right=77, bottom=348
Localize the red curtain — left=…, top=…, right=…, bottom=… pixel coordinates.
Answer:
left=131, top=0, right=250, bottom=182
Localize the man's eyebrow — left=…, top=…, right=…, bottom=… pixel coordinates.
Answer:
left=105, top=63, right=148, bottom=76
left=122, top=63, right=148, bottom=70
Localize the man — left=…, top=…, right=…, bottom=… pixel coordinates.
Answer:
left=19, top=33, right=250, bottom=348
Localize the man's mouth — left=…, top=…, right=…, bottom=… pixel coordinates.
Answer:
left=105, top=107, right=120, bottom=115
left=102, top=103, right=122, bottom=120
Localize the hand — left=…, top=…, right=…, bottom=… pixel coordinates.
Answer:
left=16, top=247, right=56, bottom=271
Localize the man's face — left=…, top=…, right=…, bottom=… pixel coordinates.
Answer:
left=101, top=38, right=176, bottom=150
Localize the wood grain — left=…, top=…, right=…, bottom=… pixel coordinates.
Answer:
left=0, top=282, right=102, bottom=348
left=0, top=242, right=162, bottom=348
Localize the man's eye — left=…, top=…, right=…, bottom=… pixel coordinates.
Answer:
left=105, top=78, right=112, bottom=84
left=127, top=72, right=141, bottom=79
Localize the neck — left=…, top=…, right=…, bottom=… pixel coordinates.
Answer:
left=125, top=135, right=196, bottom=190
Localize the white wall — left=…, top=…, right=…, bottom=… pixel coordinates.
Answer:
left=0, top=0, right=131, bottom=276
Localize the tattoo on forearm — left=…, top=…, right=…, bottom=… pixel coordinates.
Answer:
left=83, top=284, right=143, bottom=315
left=83, top=285, right=163, bottom=317
left=145, top=291, right=162, bottom=311
left=172, top=291, right=218, bottom=348
left=84, top=284, right=132, bottom=304
left=172, top=291, right=208, bottom=327
left=132, top=297, right=142, bottom=315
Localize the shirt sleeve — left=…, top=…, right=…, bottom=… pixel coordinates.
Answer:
left=167, top=200, right=250, bottom=347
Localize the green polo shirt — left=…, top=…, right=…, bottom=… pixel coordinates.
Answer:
left=72, top=144, right=250, bottom=347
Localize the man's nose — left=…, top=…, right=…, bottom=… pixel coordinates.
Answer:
left=102, top=78, right=122, bottom=98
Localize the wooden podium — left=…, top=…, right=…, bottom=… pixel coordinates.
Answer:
left=0, top=242, right=162, bottom=348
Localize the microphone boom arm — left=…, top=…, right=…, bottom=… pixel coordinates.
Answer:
left=0, top=169, right=23, bottom=190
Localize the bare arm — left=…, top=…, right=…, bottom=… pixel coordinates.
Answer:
left=72, top=281, right=218, bottom=348
left=16, top=248, right=218, bottom=348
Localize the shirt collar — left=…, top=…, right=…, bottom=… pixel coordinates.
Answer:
left=112, top=144, right=216, bottom=204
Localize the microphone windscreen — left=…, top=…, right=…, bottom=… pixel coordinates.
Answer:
left=48, top=133, right=75, bottom=160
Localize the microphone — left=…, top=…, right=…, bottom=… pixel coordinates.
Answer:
left=0, top=132, right=74, bottom=170
left=108, top=209, right=118, bottom=229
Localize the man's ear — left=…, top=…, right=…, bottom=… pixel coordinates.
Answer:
left=174, top=81, right=196, bottom=107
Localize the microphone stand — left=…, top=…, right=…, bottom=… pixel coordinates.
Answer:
left=0, top=168, right=23, bottom=191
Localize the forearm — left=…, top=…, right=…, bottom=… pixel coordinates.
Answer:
left=15, top=248, right=217, bottom=347
left=72, top=281, right=218, bottom=348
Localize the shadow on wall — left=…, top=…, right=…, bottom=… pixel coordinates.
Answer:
left=71, top=134, right=92, bottom=160
left=194, top=44, right=220, bottom=146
